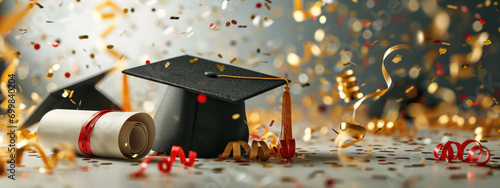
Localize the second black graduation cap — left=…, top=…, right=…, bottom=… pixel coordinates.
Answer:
left=122, top=55, right=287, bottom=158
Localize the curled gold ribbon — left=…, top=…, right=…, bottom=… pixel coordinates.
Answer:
left=335, top=122, right=367, bottom=148
left=16, top=141, right=76, bottom=170
left=249, top=123, right=278, bottom=146
left=219, top=140, right=270, bottom=161
left=350, top=44, right=410, bottom=122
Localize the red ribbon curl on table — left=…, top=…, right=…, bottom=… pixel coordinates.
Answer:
left=78, top=110, right=113, bottom=156
left=130, top=146, right=197, bottom=178
left=434, top=140, right=490, bottom=165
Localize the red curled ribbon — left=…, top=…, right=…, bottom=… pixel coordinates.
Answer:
left=279, top=139, right=296, bottom=159
left=78, top=110, right=113, bottom=156
left=130, top=145, right=197, bottom=178
left=434, top=140, right=490, bottom=165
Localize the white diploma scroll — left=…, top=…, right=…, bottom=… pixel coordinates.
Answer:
left=37, top=109, right=155, bottom=159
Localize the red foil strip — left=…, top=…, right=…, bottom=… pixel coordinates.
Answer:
left=78, top=110, right=113, bottom=156
left=434, top=140, right=490, bottom=165
left=130, top=145, right=197, bottom=178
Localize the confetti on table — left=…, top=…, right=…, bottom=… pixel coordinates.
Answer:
left=209, top=23, right=217, bottom=29
left=79, top=35, right=89, bottom=39
left=216, top=63, right=225, bottom=72
left=170, top=16, right=179, bottom=20
left=164, top=62, right=170, bottom=69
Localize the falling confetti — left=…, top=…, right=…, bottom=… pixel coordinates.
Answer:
left=79, top=35, right=89, bottom=39
left=405, top=86, right=414, bottom=93
left=484, top=39, right=491, bottom=45
left=164, top=62, right=170, bottom=69
left=197, top=94, right=207, bottom=104
left=439, top=47, right=447, bottom=55
left=392, top=55, right=402, bottom=63
left=145, top=60, right=151, bottom=64
left=209, top=23, right=217, bottom=29
left=479, top=19, right=486, bottom=25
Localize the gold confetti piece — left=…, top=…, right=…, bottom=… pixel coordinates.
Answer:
left=396, top=98, right=403, bottom=102
left=439, top=47, right=447, bottom=55
left=405, top=86, right=414, bottom=93
left=238, top=25, right=247, bottom=28
left=447, top=5, right=457, bottom=9
left=120, top=30, right=126, bottom=37
left=217, top=54, right=223, bottom=58
left=343, top=62, right=358, bottom=66
left=17, top=1, right=19, bottom=7
left=361, top=82, right=366, bottom=86
left=265, top=0, right=272, bottom=4
left=169, top=16, right=179, bottom=20
left=164, top=62, right=171, bottom=69
left=371, top=40, right=380, bottom=45
left=232, top=114, right=240, bottom=120
left=189, top=58, right=198, bottom=63
left=442, top=42, right=451, bottom=46
left=230, top=58, right=237, bottom=64
left=493, top=98, right=499, bottom=104
left=106, top=45, right=114, bottom=49
left=392, top=55, right=402, bottom=63
left=187, top=32, right=194, bottom=38
left=466, top=99, right=473, bottom=106
left=79, top=35, right=89, bottom=39
left=35, top=2, right=44, bottom=8
left=216, top=63, right=225, bottom=72
left=264, top=17, right=269, bottom=22
left=100, top=163, right=112, bottom=165
left=70, top=99, right=76, bottom=105
left=265, top=2, right=271, bottom=10
left=484, top=39, right=492, bottom=45
left=225, top=22, right=231, bottom=27
left=456, top=86, right=463, bottom=90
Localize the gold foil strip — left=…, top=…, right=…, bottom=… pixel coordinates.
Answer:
left=249, top=123, right=278, bottom=146
left=16, top=141, right=76, bottom=170
left=219, top=140, right=270, bottom=161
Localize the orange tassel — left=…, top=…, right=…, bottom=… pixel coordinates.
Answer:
left=122, top=74, right=131, bottom=111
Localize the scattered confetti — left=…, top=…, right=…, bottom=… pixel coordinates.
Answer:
left=170, top=16, right=179, bottom=20
left=484, top=39, right=491, bottom=45
left=164, top=62, right=170, bottom=69
left=209, top=23, right=217, bottom=29
left=64, top=72, right=71, bottom=78
left=34, top=43, right=40, bottom=50
left=447, top=5, right=457, bottom=9
left=229, top=58, right=237, bottom=64
left=79, top=35, right=89, bottom=39
left=479, top=19, right=486, bottom=25
left=216, top=63, right=225, bottom=72
left=197, top=94, right=207, bottom=104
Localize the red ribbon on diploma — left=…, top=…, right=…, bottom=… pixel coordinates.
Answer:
left=131, top=146, right=197, bottom=178
left=78, top=110, right=113, bottom=156
left=434, top=140, right=490, bottom=165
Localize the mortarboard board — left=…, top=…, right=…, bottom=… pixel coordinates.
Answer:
left=122, top=55, right=288, bottom=158
left=20, top=68, right=121, bottom=129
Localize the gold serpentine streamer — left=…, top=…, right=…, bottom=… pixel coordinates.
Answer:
left=16, top=141, right=76, bottom=170
left=350, top=44, right=410, bottom=122
left=218, top=140, right=271, bottom=161
left=0, top=3, right=31, bottom=113
left=249, top=123, right=278, bottom=146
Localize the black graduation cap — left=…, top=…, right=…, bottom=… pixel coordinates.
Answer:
left=20, top=69, right=121, bottom=129
left=122, top=55, right=287, bottom=158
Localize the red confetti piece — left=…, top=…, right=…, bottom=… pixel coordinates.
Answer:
left=362, top=19, right=371, bottom=28
left=269, top=120, right=275, bottom=127
left=435, top=62, right=442, bottom=69
left=209, top=23, right=217, bottom=29
left=479, top=19, right=486, bottom=25
left=465, top=33, right=470, bottom=41
left=460, top=94, right=467, bottom=100
left=363, top=59, right=370, bottom=67
left=437, top=69, right=444, bottom=76
left=336, top=17, right=344, bottom=25
left=472, top=100, right=480, bottom=106
left=64, top=72, right=71, bottom=78
left=197, top=94, right=207, bottom=104
left=0, top=15, right=2, bottom=21
left=34, top=43, right=40, bottom=50
left=402, top=21, right=408, bottom=23
left=495, top=7, right=499, bottom=12
left=256, top=3, right=262, bottom=8
left=313, top=16, right=317, bottom=21
left=434, top=140, right=490, bottom=165
left=130, top=146, right=197, bottom=178
left=145, top=60, right=151, bottom=64
left=433, top=40, right=441, bottom=44
left=231, top=20, right=237, bottom=24
left=52, top=42, right=59, bottom=47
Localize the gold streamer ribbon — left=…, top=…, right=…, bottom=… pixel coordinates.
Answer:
left=350, top=44, right=410, bottom=122
left=16, top=141, right=76, bottom=170
left=219, top=140, right=270, bottom=161
left=249, top=123, right=278, bottom=146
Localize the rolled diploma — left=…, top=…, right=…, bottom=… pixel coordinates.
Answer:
left=38, top=109, right=155, bottom=159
